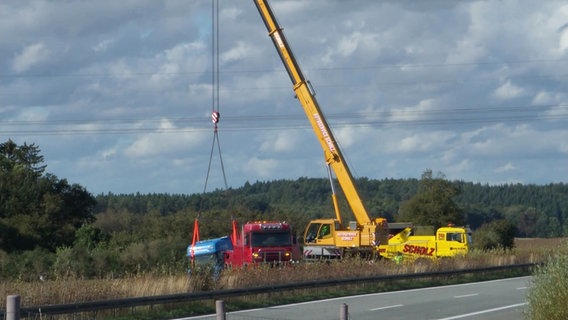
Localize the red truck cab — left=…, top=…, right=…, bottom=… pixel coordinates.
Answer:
left=225, top=221, right=301, bottom=266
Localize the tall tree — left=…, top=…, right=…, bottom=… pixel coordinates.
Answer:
left=0, top=139, right=46, bottom=176
left=0, top=140, right=96, bottom=252
left=397, top=169, right=463, bottom=229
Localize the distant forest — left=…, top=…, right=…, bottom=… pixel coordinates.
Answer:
left=94, top=178, right=568, bottom=239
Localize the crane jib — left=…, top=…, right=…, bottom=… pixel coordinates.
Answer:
left=273, top=31, right=285, bottom=50
left=254, top=0, right=388, bottom=246
left=313, top=113, right=335, bottom=152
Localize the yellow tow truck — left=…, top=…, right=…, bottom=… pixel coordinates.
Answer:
left=379, top=223, right=472, bottom=261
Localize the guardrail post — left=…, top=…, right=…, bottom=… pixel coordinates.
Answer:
left=339, top=303, right=348, bottom=320
left=7, top=295, right=21, bottom=320
left=216, top=300, right=226, bottom=320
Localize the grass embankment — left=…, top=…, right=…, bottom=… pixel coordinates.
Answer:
left=525, top=238, right=568, bottom=320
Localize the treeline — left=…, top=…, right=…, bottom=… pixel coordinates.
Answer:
left=95, top=178, right=568, bottom=238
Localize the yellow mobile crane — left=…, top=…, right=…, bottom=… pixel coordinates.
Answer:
left=254, top=0, right=389, bottom=259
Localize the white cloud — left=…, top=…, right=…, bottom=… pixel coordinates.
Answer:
left=271, top=1, right=309, bottom=16
left=444, top=2, right=490, bottom=65
left=336, top=32, right=378, bottom=57
left=124, top=119, right=206, bottom=158
left=543, top=104, right=568, bottom=120
left=461, top=124, right=568, bottom=158
left=222, top=41, right=250, bottom=64
left=532, top=91, right=555, bottom=105
left=244, top=157, right=279, bottom=178
left=387, top=99, right=439, bottom=125
left=335, top=126, right=374, bottom=149
left=259, top=131, right=299, bottom=153
left=398, top=135, right=425, bottom=152
left=446, top=36, right=486, bottom=66
left=101, top=148, right=117, bottom=161
left=495, top=162, right=517, bottom=173
left=451, top=159, right=471, bottom=172
left=385, top=130, right=454, bottom=154
left=560, top=141, right=568, bottom=153
left=92, top=39, right=114, bottom=53
left=493, top=80, right=524, bottom=100
left=152, top=42, right=206, bottom=82
left=220, top=6, right=243, bottom=22
left=12, top=42, right=50, bottom=73
left=559, top=23, right=568, bottom=52
left=14, top=106, right=50, bottom=122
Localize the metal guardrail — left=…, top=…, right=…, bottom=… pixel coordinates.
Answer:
left=2, top=263, right=537, bottom=319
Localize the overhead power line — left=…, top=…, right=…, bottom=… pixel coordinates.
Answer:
left=1, top=104, right=566, bottom=136
left=3, top=57, right=568, bottom=79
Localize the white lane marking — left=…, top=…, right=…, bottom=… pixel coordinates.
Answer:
left=454, top=293, right=478, bottom=298
left=517, top=286, right=527, bottom=290
left=436, top=303, right=527, bottom=320
left=370, top=304, right=404, bottom=311
left=266, top=276, right=532, bottom=308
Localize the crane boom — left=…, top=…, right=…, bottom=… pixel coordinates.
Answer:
left=252, top=1, right=470, bottom=263
left=254, top=0, right=371, bottom=225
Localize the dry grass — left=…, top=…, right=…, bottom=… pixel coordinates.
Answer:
left=0, top=274, right=192, bottom=306
left=525, top=240, right=568, bottom=320
left=514, top=237, right=565, bottom=252
left=1, top=237, right=563, bottom=308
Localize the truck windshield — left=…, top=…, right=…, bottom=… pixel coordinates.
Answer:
left=193, top=253, right=219, bottom=266
left=251, top=232, right=292, bottom=247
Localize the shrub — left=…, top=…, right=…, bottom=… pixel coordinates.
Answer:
left=0, top=248, right=55, bottom=281
left=473, top=219, right=516, bottom=250
left=525, top=241, right=568, bottom=320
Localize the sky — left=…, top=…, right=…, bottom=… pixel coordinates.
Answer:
left=2, top=0, right=568, bottom=196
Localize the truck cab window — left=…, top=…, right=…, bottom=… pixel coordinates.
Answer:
left=447, top=233, right=462, bottom=243
left=318, top=224, right=332, bottom=239
left=305, top=223, right=320, bottom=243
left=251, top=232, right=292, bottom=247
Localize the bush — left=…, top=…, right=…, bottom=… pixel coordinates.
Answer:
left=473, top=219, right=516, bottom=250
left=0, top=248, right=55, bottom=281
left=525, top=241, right=568, bottom=320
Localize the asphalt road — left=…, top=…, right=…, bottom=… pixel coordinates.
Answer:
left=180, top=276, right=532, bottom=320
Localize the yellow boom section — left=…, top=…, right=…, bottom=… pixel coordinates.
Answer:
left=254, top=0, right=371, bottom=226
